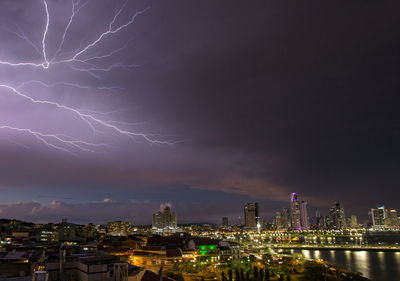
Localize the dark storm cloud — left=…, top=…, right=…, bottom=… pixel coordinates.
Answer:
left=137, top=0, right=400, bottom=208
left=0, top=0, right=399, bottom=223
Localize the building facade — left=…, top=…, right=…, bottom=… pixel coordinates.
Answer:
left=244, top=202, right=259, bottom=230
left=290, top=193, right=301, bottom=230
left=107, top=221, right=133, bottom=236
left=371, top=206, right=386, bottom=230
left=300, top=201, right=309, bottom=230
left=152, top=206, right=177, bottom=232
left=329, top=202, right=346, bottom=229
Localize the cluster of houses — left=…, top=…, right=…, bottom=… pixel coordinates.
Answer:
left=0, top=220, right=242, bottom=281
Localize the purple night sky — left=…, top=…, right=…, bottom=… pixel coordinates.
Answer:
left=0, top=0, right=399, bottom=224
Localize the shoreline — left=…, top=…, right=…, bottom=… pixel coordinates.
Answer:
left=267, top=244, right=400, bottom=252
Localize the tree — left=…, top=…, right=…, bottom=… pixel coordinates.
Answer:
left=235, top=268, right=241, bottom=281
left=286, top=276, right=291, bottom=281
left=259, top=268, right=264, bottom=281
left=240, top=268, right=245, bottom=281
left=265, top=268, right=270, bottom=281
left=222, top=271, right=227, bottom=281
left=245, top=270, right=250, bottom=281
left=228, top=269, right=233, bottom=281
left=253, top=266, right=258, bottom=281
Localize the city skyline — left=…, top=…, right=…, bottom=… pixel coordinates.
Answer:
left=0, top=193, right=394, bottom=226
left=0, top=0, right=399, bottom=225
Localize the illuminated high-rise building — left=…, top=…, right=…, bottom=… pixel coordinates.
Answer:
left=300, top=201, right=309, bottom=230
left=275, top=208, right=290, bottom=231
left=152, top=206, right=177, bottom=232
left=371, top=206, right=386, bottom=230
left=290, top=193, right=301, bottom=230
left=329, top=202, right=346, bottom=229
left=350, top=215, right=358, bottom=229
left=315, top=210, right=323, bottom=229
left=325, top=215, right=331, bottom=229
left=281, top=208, right=291, bottom=229
left=386, top=209, right=399, bottom=229
left=244, top=202, right=259, bottom=229
left=275, top=211, right=283, bottom=230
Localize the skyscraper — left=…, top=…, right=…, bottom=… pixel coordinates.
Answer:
left=315, top=210, right=323, bottom=229
left=244, top=202, right=259, bottom=229
left=329, top=202, right=346, bottom=229
left=281, top=208, right=291, bottom=230
left=371, top=206, right=386, bottom=230
left=152, top=206, right=177, bottom=232
left=290, top=193, right=301, bottom=230
left=300, top=201, right=309, bottom=230
left=275, top=208, right=290, bottom=231
left=350, top=215, right=358, bottom=229
left=275, top=211, right=283, bottom=230
left=386, top=209, right=399, bottom=229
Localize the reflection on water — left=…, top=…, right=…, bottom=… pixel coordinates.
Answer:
left=329, top=250, right=336, bottom=263
left=296, top=249, right=400, bottom=281
left=353, top=251, right=369, bottom=278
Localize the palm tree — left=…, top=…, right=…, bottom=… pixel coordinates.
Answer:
left=245, top=270, right=250, bottom=281
left=253, top=266, right=258, bottom=281
left=222, top=271, right=227, bottom=281
left=264, top=268, right=270, bottom=281
left=235, top=268, right=241, bottom=281
left=228, top=269, right=233, bottom=281
left=240, top=268, right=245, bottom=281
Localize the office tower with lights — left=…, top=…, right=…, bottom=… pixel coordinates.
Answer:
left=281, top=208, right=291, bottom=229
left=300, top=201, right=309, bottom=230
left=244, top=202, right=260, bottom=230
left=152, top=206, right=177, bottom=232
left=290, top=193, right=301, bottom=230
left=386, top=209, right=399, bottom=229
left=371, top=206, right=386, bottom=230
left=275, top=211, right=283, bottom=230
left=315, top=210, right=323, bottom=229
left=350, top=215, right=358, bottom=228
left=329, top=202, right=346, bottom=229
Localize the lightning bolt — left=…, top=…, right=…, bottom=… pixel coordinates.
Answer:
left=42, top=0, right=50, bottom=68
left=51, top=0, right=89, bottom=62
left=0, top=84, right=171, bottom=145
left=0, top=125, right=107, bottom=154
left=64, top=5, right=149, bottom=63
left=0, top=0, right=148, bottom=71
left=0, top=0, right=175, bottom=154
